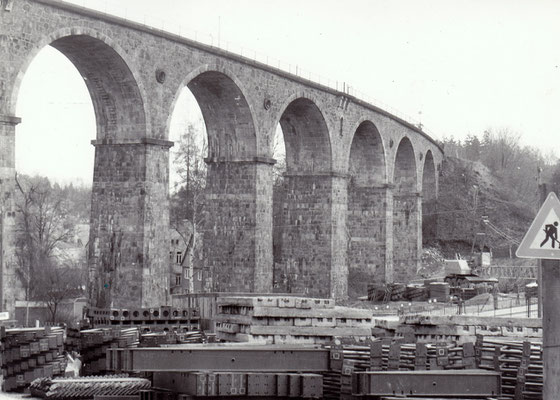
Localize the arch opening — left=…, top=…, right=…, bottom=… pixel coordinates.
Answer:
left=279, top=98, right=331, bottom=173
left=168, top=87, right=207, bottom=295
left=394, top=137, right=417, bottom=192
left=175, top=71, right=259, bottom=293
left=187, top=71, right=256, bottom=160
left=50, top=35, right=146, bottom=140
left=347, top=121, right=387, bottom=298
left=12, top=44, right=95, bottom=314
left=272, top=98, right=333, bottom=297
left=16, top=45, right=95, bottom=184
left=12, top=33, right=151, bottom=310
left=393, top=137, right=420, bottom=282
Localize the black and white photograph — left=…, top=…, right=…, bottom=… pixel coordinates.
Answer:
left=0, top=0, right=559, bottom=398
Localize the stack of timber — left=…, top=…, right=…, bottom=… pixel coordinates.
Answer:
left=215, top=296, right=373, bottom=344
left=79, top=328, right=139, bottom=375
left=1, top=326, right=66, bottom=392
left=29, top=375, right=150, bottom=399
left=86, top=305, right=200, bottom=331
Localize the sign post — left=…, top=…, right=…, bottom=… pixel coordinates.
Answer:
left=516, top=191, right=560, bottom=399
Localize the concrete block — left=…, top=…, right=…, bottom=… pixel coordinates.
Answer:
left=294, top=317, right=312, bottom=327
left=278, top=297, right=296, bottom=308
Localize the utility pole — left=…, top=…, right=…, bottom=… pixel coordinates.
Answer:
left=542, top=257, right=560, bottom=398
left=537, top=174, right=545, bottom=318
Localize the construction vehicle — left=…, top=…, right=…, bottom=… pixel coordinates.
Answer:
left=443, top=259, right=498, bottom=300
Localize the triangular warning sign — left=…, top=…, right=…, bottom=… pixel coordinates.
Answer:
left=517, top=192, right=560, bottom=259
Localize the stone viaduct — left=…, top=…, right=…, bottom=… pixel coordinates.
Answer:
left=0, top=0, right=443, bottom=312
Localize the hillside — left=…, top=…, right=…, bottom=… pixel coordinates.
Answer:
left=424, top=156, right=537, bottom=259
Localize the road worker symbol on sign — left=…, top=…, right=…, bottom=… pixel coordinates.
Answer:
left=517, top=192, right=560, bottom=259
left=541, top=221, right=560, bottom=249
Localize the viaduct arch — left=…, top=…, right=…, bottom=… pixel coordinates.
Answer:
left=0, top=0, right=443, bottom=312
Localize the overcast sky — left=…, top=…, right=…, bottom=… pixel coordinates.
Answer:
left=15, top=0, right=560, bottom=185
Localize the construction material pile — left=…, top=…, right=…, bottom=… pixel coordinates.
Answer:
left=86, top=305, right=200, bottom=331
left=368, top=283, right=429, bottom=302
left=139, top=330, right=204, bottom=346
left=29, top=375, right=150, bottom=399
left=153, top=371, right=323, bottom=398
left=1, top=326, right=66, bottom=392
left=215, top=296, right=373, bottom=344
left=79, top=327, right=139, bottom=375
left=477, top=337, right=542, bottom=399
left=107, top=343, right=328, bottom=398
left=392, top=314, right=542, bottom=344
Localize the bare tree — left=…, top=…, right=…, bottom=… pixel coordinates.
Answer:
left=272, top=124, right=286, bottom=184
left=481, top=128, right=521, bottom=172
left=170, top=120, right=208, bottom=270
left=14, top=174, right=76, bottom=323
left=33, top=258, right=85, bottom=323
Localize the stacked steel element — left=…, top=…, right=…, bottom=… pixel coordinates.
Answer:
left=139, top=330, right=204, bottom=347
left=215, top=296, right=373, bottom=344
left=322, top=342, right=372, bottom=400
left=79, top=328, right=139, bottom=375
left=152, top=371, right=323, bottom=398
left=352, top=369, right=502, bottom=399
left=29, top=375, right=150, bottom=399
left=323, top=338, right=503, bottom=399
left=65, top=327, right=81, bottom=354
left=476, top=337, right=542, bottom=399
left=86, top=306, right=200, bottom=332
left=0, top=326, right=66, bottom=392
left=107, top=344, right=328, bottom=398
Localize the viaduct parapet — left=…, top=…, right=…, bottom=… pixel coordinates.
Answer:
left=0, top=0, right=443, bottom=312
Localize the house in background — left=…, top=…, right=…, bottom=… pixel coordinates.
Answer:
left=169, top=221, right=210, bottom=295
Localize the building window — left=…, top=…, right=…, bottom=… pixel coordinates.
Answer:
left=176, top=252, right=182, bottom=264
left=169, top=251, right=173, bottom=262
left=175, top=275, right=181, bottom=286
left=184, top=269, right=189, bottom=280
left=198, top=270, right=202, bottom=281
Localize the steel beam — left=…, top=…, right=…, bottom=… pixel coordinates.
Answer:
left=108, top=344, right=329, bottom=372
left=353, top=369, right=501, bottom=397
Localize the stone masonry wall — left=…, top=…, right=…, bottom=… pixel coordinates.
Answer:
left=89, top=141, right=170, bottom=308
left=204, top=160, right=259, bottom=293
left=273, top=175, right=333, bottom=298
left=1, top=0, right=444, bottom=307
left=347, top=186, right=387, bottom=296
left=393, top=193, right=420, bottom=282
left=141, top=143, right=171, bottom=306
left=0, top=117, right=23, bottom=315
